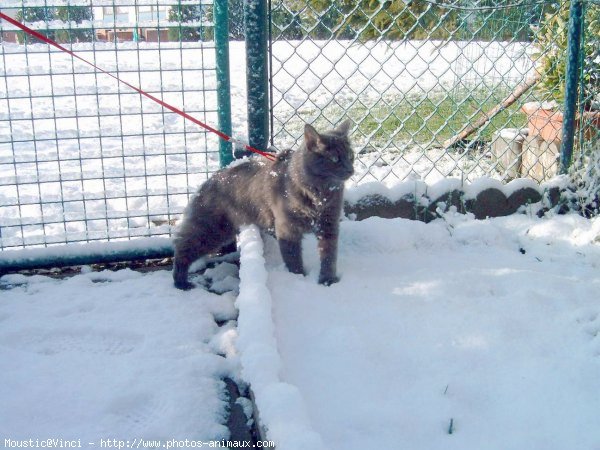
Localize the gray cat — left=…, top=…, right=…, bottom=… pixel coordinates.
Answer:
left=172, top=120, right=354, bottom=290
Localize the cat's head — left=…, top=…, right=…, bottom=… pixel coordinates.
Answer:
left=302, top=120, right=355, bottom=183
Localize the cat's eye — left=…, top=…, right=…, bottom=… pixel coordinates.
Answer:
left=329, top=155, right=339, bottom=163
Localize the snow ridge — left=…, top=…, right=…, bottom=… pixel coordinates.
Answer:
left=236, top=225, right=329, bottom=450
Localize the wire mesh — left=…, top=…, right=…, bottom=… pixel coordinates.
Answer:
left=268, top=0, right=599, bottom=185
left=1, top=0, right=598, bottom=256
left=0, top=0, right=220, bottom=250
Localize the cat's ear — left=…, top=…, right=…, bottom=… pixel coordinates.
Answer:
left=304, top=124, right=322, bottom=151
left=336, top=119, right=352, bottom=136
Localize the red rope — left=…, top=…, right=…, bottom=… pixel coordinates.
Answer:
left=0, top=12, right=276, bottom=162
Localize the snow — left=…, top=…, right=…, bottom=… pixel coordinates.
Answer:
left=204, top=261, right=240, bottom=294
left=343, top=176, right=544, bottom=208
left=498, top=127, right=528, bottom=140
left=234, top=213, right=600, bottom=450
left=503, top=177, right=541, bottom=198
left=427, top=178, right=464, bottom=201
left=236, top=225, right=329, bottom=450
left=343, top=179, right=428, bottom=205
left=269, top=39, right=532, bottom=119
left=0, top=266, right=239, bottom=444
left=462, top=177, right=505, bottom=200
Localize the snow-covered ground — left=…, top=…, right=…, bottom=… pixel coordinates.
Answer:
left=237, top=213, right=600, bottom=450
left=2, top=190, right=600, bottom=448
left=0, top=262, right=241, bottom=446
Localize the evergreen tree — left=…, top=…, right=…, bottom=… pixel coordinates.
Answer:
left=463, top=0, right=551, bottom=42
left=305, top=0, right=354, bottom=39
left=55, top=6, right=94, bottom=43
left=271, top=0, right=303, bottom=40
left=16, top=7, right=56, bottom=43
left=168, top=2, right=211, bottom=41
left=332, top=0, right=459, bottom=41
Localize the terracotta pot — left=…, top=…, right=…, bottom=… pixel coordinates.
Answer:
left=521, top=102, right=600, bottom=142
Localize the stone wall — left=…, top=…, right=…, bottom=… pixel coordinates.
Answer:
left=343, top=178, right=564, bottom=222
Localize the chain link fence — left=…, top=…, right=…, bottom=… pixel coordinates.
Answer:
left=0, top=0, right=220, bottom=251
left=268, top=0, right=599, bottom=185
left=1, top=0, right=599, bottom=258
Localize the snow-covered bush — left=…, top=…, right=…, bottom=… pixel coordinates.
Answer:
left=567, top=140, right=600, bottom=217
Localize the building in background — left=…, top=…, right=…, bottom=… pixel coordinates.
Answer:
left=94, top=5, right=169, bottom=42
left=1, top=4, right=211, bottom=43
left=0, top=9, right=19, bottom=43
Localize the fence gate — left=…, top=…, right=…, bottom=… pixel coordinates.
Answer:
left=268, top=0, right=599, bottom=185
left=0, top=1, right=226, bottom=263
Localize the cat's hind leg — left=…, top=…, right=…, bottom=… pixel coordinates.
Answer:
left=173, top=248, right=199, bottom=290
left=172, top=214, right=235, bottom=290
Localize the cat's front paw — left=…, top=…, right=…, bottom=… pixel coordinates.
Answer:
left=174, top=280, right=195, bottom=291
left=289, top=267, right=306, bottom=276
left=318, top=274, right=340, bottom=286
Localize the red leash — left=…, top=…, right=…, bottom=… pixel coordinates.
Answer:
left=0, top=12, right=276, bottom=162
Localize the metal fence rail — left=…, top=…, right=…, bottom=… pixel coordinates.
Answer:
left=0, top=0, right=221, bottom=251
left=268, top=0, right=599, bottom=184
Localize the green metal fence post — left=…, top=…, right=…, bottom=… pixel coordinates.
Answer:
left=215, top=0, right=234, bottom=167
left=244, top=0, right=269, bottom=153
left=559, top=0, right=584, bottom=174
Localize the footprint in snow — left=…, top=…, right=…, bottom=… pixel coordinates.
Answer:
left=575, top=309, right=600, bottom=356
left=54, top=300, right=96, bottom=318
left=0, top=329, right=143, bottom=356
left=107, top=393, right=168, bottom=434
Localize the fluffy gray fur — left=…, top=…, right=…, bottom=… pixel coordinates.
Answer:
left=172, top=120, right=354, bottom=290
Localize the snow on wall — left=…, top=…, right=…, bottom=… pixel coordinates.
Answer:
left=343, top=176, right=554, bottom=221
left=344, top=177, right=544, bottom=205
left=0, top=176, right=561, bottom=268
left=236, top=225, right=329, bottom=450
